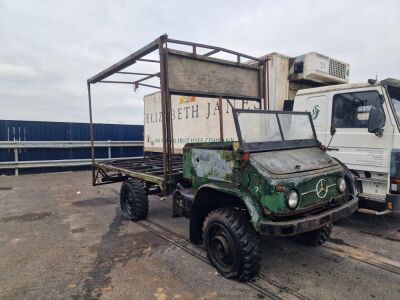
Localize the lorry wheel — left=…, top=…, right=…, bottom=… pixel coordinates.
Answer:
left=120, top=179, right=149, bottom=220
left=294, top=223, right=332, bottom=247
left=203, top=208, right=261, bottom=281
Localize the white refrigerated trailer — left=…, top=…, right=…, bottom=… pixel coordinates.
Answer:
left=144, top=51, right=350, bottom=153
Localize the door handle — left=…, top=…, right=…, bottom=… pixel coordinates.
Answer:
left=326, top=147, right=339, bottom=151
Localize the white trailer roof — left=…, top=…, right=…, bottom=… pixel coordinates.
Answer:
left=296, top=78, right=399, bottom=96
left=296, top=82, right=378, bottom=95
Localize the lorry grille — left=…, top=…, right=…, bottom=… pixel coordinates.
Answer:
left=329, top=60, right=347, bottom=79
left=301, top=186, right=337, bottom=205
left=299, top=177, right=338, bottom=207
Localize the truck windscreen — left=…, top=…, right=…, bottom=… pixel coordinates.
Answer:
left=234, top=110, right=317, bottom=151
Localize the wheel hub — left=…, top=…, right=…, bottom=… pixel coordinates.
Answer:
left=208, top=227, right=236, bottom=271
left=213, top=235, right=230, bottom=259
left=122, top=192, right=134, bottom=214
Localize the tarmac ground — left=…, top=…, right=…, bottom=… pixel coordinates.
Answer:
left=0, top=171, right=399, bottom=299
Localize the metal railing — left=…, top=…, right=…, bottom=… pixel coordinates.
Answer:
left=0, top=140, right=143, bottom=176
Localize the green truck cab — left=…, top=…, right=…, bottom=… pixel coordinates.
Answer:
left=172, top=109, right=358, bottom=280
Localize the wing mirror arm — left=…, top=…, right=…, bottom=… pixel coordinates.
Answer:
left=321, top=125, right=337, bottom=151
left=330, top=125, right=336, bottom=137
left=373, top=128, right=384, bottom=137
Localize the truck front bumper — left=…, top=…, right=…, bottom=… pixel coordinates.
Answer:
left=259, top=196, right=358, bottom=236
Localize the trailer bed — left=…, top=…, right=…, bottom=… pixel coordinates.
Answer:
left=94, top=155, right=183, bottom=186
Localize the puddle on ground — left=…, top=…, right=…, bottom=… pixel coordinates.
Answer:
left=72, top=198, right=116, bottom=207
left=329, top=237, right=353, bottom=247
left=0, top=187, right=13, bottom=191
left=1, top=211, right=51, bottom=223
left=71, top=227, right=86, bottom=234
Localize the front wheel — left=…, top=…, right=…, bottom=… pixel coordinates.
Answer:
left=203, top=208, right=261, bottom=281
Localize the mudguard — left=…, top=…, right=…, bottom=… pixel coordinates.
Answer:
left=193, top=183, right=265, bottom=231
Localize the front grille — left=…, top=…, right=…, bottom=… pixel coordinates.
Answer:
left=329, top=60, right=347, bottom=79
left=298, top=176, right=339, bottom=207
left=301, top=185, right=337, bottom=205
left=270, top=194, right=349, bottom=222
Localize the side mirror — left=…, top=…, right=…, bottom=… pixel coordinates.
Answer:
left=368, top=107, right=385, bottom=136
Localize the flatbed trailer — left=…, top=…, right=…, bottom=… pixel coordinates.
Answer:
left=94, top=155, right=183, bottom=187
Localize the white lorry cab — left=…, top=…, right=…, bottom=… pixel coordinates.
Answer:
left=293, top=78, right=400, bottom=214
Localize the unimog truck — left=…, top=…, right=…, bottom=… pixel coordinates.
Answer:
left=86, top=35, right=358, bottom=280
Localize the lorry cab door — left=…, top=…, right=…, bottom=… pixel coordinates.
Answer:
left=299, top=95, right=331, bottom=145
left=327, top=87, right=394, bottom=201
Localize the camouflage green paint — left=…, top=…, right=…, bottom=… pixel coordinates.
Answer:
left=183, top=142, right=345, bottom=231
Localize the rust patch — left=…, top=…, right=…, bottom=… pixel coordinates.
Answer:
left=1, top=211, right=51, bottom=223
left=72, top=198, right=116, bottom=207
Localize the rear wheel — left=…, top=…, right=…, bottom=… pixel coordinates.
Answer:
left=120, top=179, right=148, bottom=220
left=203, top=208, right=261, bottom=281
left=293, top=223, right=332, bottom=247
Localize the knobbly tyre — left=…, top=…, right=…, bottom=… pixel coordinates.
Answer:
left=86, top=35, right=358, bottom=281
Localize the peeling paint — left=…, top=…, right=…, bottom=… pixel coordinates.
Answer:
left=190, top=149, right=232, bottom=181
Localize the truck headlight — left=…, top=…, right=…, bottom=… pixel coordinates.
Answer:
left=286, top=190, right=299, bottom=209
left=337, top=178, right=346, bottom=193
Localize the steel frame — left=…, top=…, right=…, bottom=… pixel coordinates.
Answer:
left=87, top=34, right=268, bottom=191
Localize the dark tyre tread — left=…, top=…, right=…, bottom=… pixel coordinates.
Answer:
left=203, top=208, right=261, bottom=281
left=294, top=224, right=333, bottom=247
left=120, top=179, right=149, bottom=220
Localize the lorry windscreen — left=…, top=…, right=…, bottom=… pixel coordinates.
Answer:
left=233, top=110, right=319, bottom=152
left=388, top=85, right=400, bottom=122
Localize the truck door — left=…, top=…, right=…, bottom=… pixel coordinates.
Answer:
left=301, top=95, right=330, bottom=145
left=328, top=87, right=394, bottom=201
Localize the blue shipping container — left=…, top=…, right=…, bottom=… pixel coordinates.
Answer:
left=0, top=120, right=144, bottom=175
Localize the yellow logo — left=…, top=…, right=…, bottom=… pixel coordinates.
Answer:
left=178, top=96, right=196, bottom=104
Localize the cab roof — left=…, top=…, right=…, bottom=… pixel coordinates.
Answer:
left=296, top=78, right=400, bottom=96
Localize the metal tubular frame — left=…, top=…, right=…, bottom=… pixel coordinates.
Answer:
left=87, top=34, right=268, bottom=190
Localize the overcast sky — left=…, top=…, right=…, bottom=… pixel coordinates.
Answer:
left=0, top=0, right=399, bottom=124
